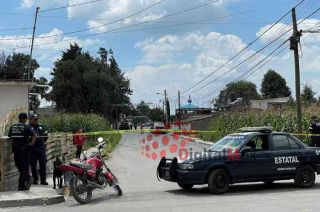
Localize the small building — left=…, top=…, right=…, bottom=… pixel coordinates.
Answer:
left=177, top=96, right=212, bottom=119
left=250, top=97, right=290, bottom=110
left=0, top=81, right=33, bottom=136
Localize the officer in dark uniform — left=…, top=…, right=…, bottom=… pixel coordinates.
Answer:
left=309, top=116, right=320, bottom=147
left=29, top=114, right=49, bottom=185
left=8, top=113, right=36, bottom=191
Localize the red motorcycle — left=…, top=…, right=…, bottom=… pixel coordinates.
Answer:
left=60, top=137, right=122, bottom=204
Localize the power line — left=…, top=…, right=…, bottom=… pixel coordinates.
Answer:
left=195, top=0, right=320, bottom=106
left=0, top=0, right=219, bottom=46
left=0, top=0, right=166, bottom=41
left=180, top=26, right=293, bottom=99
left=156, top=0, right=315, bottom=104
left=0, top=0, right=299, bottom=42
left=36, top=0, right=216, bottom=39
left=178, top=1, right=302, bottom=96
left=197, top=42, right=289, bottom=107
left=39, top=0, right=105, bottom=13
left=191, top=0, right=316, bottom=101
left=195, top=2, right=320, bottom=105
left=178, top=0, right=308, bottom=98
left=0, top=27, right=32, bottom=32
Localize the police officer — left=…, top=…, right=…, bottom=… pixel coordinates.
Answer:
left=309, top=116, right=320, bottom=147
left=8, top=113, right=36, bottom=191
left=29, top=114, right=49, bottom=185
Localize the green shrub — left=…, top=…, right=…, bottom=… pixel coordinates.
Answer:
left=41, top=113, right=110, bottom=133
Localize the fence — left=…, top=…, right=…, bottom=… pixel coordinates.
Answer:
left=0, top=133, right=76, bottom=191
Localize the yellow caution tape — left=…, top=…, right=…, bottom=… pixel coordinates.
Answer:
left=65, top=129, right=218, bottom=136
left=49, top=129, right=320, bottom=138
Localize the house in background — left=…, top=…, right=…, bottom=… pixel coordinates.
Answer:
left=178, top=96, right=212, bottom=118
left=175, top=96, right=214, bottom=131
left=250, top=97, right=290, bottom=110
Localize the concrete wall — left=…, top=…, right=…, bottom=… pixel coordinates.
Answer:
left=251, top=100, right=268, bottom=110
left=0, top=133, right=76, bottom=192
left=190, top=116, right=214, bottom=131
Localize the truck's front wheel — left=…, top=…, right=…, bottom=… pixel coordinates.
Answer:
left=208, top=169, right=229, bottom=194
left=294, top=164, right=315, bottom=188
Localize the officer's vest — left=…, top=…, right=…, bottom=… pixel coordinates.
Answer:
left=9, top=123, right=30, bottom=147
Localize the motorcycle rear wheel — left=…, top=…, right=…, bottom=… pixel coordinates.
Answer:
left=70, top=175, right=93, bottom=204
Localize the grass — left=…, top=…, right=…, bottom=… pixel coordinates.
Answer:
left=80, top=133, right=122, bottom=159
left=102, top=134, right=122, bottom=159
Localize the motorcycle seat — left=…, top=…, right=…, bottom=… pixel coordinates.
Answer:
left=70, top=162, right=91, bottom=170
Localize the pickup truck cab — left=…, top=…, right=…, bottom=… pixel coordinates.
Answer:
left=157, top=127, right=320, bottom=194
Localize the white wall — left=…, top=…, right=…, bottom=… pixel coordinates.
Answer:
left=250, top=100, right=268, bottom=110
left=0, top=82, right=30, bottom=135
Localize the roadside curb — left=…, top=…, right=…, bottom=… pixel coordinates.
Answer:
left=0, top=195, right=65, bottom=208
left=193, top=139, right=213, bottom=146
left=179, top=135, right=212, bottom=146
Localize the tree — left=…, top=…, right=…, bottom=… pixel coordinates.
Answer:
left=0, top=52, right=39, bottom=80
left=48, top=43, right=132, bottom=123
left=30, top=77, right=49, bottom=110
left=216, top=80, right=260, bottom=106
left=149, top=107, right=164, bottom=122
left=301, top=84, right=316, bottom=104
left=0, top=52, right=48, bottom=109
left=136, top=101, right=164, bottom=122
left=261, top=69, right=291, bottom=99
left=136, top=101, right=150, bottom=116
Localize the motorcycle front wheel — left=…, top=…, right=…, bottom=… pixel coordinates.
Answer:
left=70, top=175, right=93, bottom=204
left=113, top=184, right=122, bottom=196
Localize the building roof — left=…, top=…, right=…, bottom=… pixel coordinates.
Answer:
left=0, top=80, right=34, bottom=86
left=250, top=97, right=290, bottom=104
left=181, top=103, right=199, bottom=109
left=181, top=96, right=200, bottom=109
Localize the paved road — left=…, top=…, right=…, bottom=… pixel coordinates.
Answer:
left=5, top=133, right=320, bottom=212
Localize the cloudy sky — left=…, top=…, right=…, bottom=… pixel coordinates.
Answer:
left=1, top=0, right=320, bottom=109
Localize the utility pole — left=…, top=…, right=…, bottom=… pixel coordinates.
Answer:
left=27, top=6, right=40, bottom=113
left=164, top=90, right=168, bottom=126
left=28, top=7, right=40, bottom=80
left=178, top=90, right=181, bottom=130
left=290, top=7, right=302, bottom=134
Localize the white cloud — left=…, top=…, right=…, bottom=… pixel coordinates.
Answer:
left=20, top=0, right=66, bottom=9
left=127, top=31, right=255, bottom=105
left=67, top=0, right=230, bottom=34
left=128, top=19, right=320, bottom=106
left=0, top=28, right=103, bottom=79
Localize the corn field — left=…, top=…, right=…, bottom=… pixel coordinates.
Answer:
left=199, top=104, right=320, bottom=143
left=41, top=113, right=110, bottom=133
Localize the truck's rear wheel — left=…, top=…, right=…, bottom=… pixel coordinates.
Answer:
left=294, top=165, right=315, bottom=188
left=178, top=183, right=194, bottom=190
left=208, top=169, right=229, bottom=194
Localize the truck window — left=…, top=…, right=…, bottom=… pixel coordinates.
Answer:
left=246, top=135, right=269, bottom=151
left=287, top=136, right=301, bottom=149
left=273, top=135, right=291, bottom=150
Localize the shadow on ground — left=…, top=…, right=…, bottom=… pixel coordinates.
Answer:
left=166, top=181, right=320, bottom=197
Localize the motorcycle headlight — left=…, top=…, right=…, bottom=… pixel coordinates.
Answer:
left=178, top=163, right=194, bottom=170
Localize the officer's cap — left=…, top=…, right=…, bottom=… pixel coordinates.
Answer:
left=30, top=114, right=39, bottom=120
left=18, top=112, right=28, bottom=120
